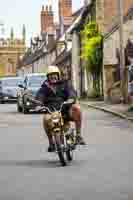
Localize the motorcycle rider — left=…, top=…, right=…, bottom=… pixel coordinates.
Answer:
left=36, top=65, right=85, bottom=152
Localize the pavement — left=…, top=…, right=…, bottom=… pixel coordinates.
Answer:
left=80, top=100, right=133, bottom=121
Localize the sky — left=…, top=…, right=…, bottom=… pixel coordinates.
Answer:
left=0, top=0, right=83, bottom=46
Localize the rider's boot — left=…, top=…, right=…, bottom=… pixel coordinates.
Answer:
left=75, top=135, right=86, bottom=145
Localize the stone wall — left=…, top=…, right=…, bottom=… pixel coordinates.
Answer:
left=103, top=12, right=133, bottom=103
left=0, top=46, right=25, bottom=76
left=96, top=0, right=133, bottom=33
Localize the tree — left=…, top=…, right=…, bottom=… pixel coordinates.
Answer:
left=81, top=21, right=103, bottom=97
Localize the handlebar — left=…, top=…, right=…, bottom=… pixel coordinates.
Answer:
left=28, top=97, right=43, bottom=106
left=31, top=98, right=75, bottom=113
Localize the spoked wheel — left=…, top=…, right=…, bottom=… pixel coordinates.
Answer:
left=55, top=135, right=67, bottom=166
left=65, top=134, right=75, bottom=161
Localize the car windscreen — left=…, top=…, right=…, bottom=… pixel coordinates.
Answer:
left=28, top=75, right=46, bottom=87
left=2, top=78, right=23, bottom=87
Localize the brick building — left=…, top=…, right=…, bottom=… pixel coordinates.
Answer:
left=40, top=0, right=73, bottom=39
left=59, top=0, right=73, bottom=34
left=41, top=5, right=54, bottom=34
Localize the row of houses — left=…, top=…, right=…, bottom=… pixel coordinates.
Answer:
left=17, top=0, right=133, bottom=103
left=17, top=0, right=96, bottom=98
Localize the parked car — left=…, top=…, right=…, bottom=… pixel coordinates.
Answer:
left=0, top=76, right=23, bottom=103
left=17, top=73, right=46, bottom=114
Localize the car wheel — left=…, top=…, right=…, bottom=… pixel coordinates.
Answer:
left=0, top=99, right=4, bottom=104
left=17, top=102, right=23, bottom=112
left=23, top=104, right=29, bottom=114
left=17, top=97, right=23, bottom=112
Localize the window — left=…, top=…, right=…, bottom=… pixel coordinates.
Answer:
left=28, top=75, right=46, bottom=87
left=3, top=78, right=23, bottom=87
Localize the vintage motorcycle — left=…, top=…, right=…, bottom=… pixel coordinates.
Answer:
left=35, top=99, right=76, bottom=166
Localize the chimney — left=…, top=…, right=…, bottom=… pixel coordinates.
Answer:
left=46, top=5, right=48, bottom=12
left=58, top=0, right=72, bottom=34
left=59, top=0, right=72, bottom=18
left=41, top=5, right=45, bottom=33
left=48, top=5, right=54, bottom=30
left=49, top=5, right=52, bottom=12
left=40, top=4, right=54, bottom=34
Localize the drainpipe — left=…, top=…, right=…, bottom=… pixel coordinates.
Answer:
left=72, top=31, right=81, bottom=98
left=117, top=0, right=128, bottom=103
left=32, top=63, right=34, bottom=73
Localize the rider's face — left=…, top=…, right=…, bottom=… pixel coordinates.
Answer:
left=48, top=73, right=59, bottom=82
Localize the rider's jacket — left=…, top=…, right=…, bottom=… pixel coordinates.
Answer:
left=36, top=80, right=77, bottom=109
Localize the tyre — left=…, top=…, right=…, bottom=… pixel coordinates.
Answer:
left=17, top=101, right=23, bottom=112
left=0, top=97, right=4, bottom=104
left=23, top=104, right=29, bottom=114
left=23, top=97, right=29, bottom=114
left=65, top=134, right=74, bottom=161
left=0, top=100, right=4, bottom=104
left=55, top=135, right=67, bottom=166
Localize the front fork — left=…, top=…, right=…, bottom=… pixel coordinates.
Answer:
left=54, top=130, right=74, bottom=152
left=53, top=125, right=66, bottom=151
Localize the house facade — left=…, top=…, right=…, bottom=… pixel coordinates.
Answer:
left=103, top=6, right=133, bottom=103
left=17, top=0, right=81, bottom=86
left=17, top=0, right=97, bottom=98
left=68, top=0, right=96, bottom=97
left=96, top=0, right=133, bottom=102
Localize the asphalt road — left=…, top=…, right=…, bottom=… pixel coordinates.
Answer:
left=0, top=103, right=133, bottom=200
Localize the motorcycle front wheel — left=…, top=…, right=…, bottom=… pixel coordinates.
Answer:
left=65, top=134, right=74, bottom=161
left=55, top=135, right=67, bottom=166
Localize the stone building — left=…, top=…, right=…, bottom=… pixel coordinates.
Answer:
left=0, top=25, right=26, bottom=77
left=96, top=0, right=133, bottom=33
left=96, top=0, right=133, bottom=103
left=17, top=35, right=57, bottom=76
left=103, top=6, right=133, bottom=103
left=68, top=0, right=96, bottom=97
